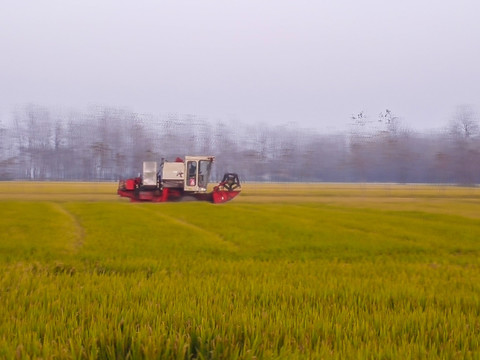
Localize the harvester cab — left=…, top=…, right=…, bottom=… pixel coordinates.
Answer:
left=117, top=155, right=241, bottom=203
left=182, top=156, right=213, bottom=192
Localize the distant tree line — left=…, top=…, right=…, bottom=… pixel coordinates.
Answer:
left=1, top=104, right=479, bottom=184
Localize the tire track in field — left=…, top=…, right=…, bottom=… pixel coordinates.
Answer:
left=134, top=205, right=240, bottom=252
left=275, top=203, right=433, bottom=242
left=50, top=203, right=85, bottom=250
left=235, top=203, right=377, bottom=237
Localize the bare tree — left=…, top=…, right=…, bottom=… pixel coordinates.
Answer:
left=0, top=117, right=16, bottom=179
left=449, top=105, right=479, bottom=138
left=447, top=105, right=480, bottom=185
left=3, top=103, right=480, bottom=184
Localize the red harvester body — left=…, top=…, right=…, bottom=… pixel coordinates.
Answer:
left=117, top=156, right=241, bottom=204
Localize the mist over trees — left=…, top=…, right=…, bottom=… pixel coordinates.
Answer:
left=1, top=104, right=479, bottom=184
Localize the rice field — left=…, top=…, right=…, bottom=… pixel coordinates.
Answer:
left=0, top=182, right=479, bottom=359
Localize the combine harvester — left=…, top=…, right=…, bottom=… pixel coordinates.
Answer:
left=117, top=156, right=241, bottom=204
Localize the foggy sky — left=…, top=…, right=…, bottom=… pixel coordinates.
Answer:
left=1, top=0, right=479, bottom=132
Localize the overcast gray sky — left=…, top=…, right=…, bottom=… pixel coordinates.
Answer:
left=1, top=1, right=479, bottom=132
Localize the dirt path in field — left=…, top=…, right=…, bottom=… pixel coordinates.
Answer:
left=50, top=203, right=85, bottom=250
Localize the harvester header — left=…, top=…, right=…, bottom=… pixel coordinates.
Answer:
left=117, top=155, right=241, bottom=203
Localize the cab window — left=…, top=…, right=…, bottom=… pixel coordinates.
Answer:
left=187, top=161, right=197, bottom=186
left=198, top=160, right=211, bottom=188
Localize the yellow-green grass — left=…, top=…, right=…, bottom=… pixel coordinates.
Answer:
left=0, top=182, right=118, bottom=201
left=0, top=182, right=479, bottom=359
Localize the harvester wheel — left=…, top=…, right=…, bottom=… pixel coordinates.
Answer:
left=224, top=182, right=239, bottom=191
left=220, top=173, right=241, bottom=191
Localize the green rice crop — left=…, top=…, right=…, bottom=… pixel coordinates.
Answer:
left=0, top=183, right=479, bottom=359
